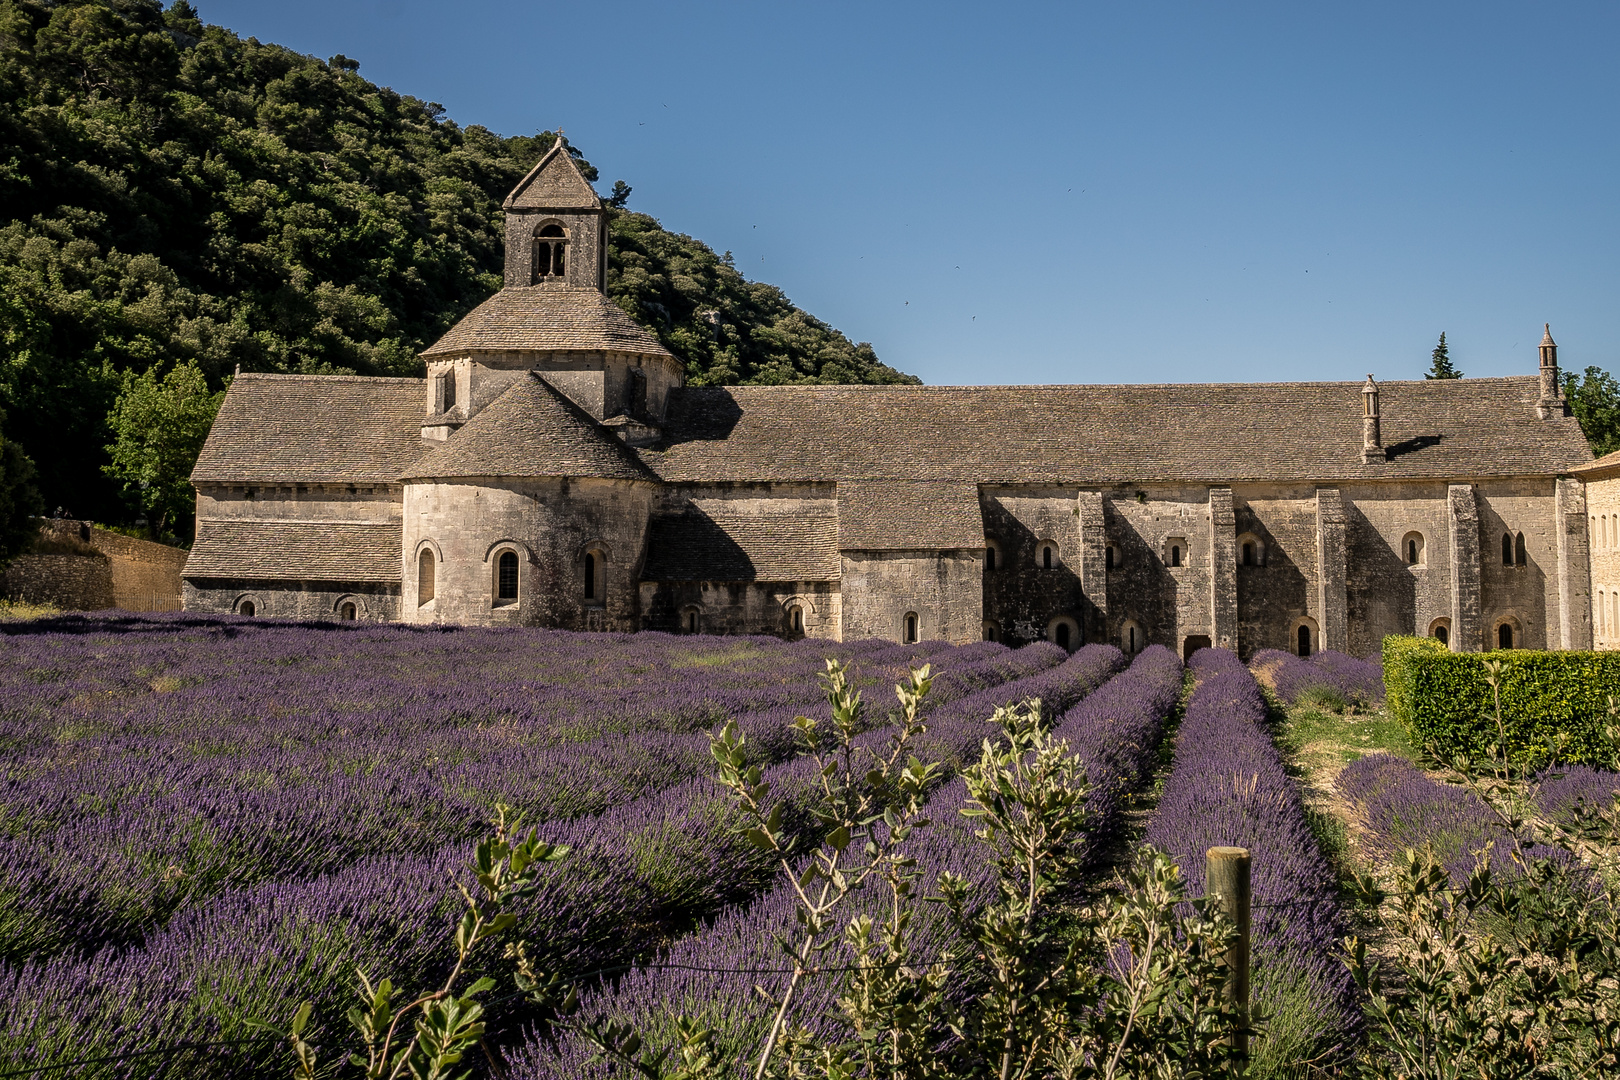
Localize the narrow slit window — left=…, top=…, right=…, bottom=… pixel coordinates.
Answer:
left=1055, top=623, right=1071, bottom=650
left=1514, top=532, right=1527, bottom=567
left=1407, top=539, right=1418, bottom=564
left=1435, top=624, right=1449, bottom=646
left=1042, top=545, right=1053, bottom=570
left=1170, top=545, right=1182, bottom=568
left=1106, top=546, right=1116, bottom=570
left=904, top=613, right=918, bottom=644
left=985, top=546, right=996, bottom=571
left=584, top=553, right=596, bottom=600
left=1498, top=623, right=1514, bottom=649
left=497, top=551, right=519, bottom=601
left=1502, top=533, right=1514, bottom=566
left=686, top=609, right=698, bottom=633
left=1242, top=542, right=1254, bottom=566
left=418, top=549, right=435, bottom=604
left=1297, top=624, right=1311, bottom=657
left=441, top=372, right=456, bottom=411
left=790, top=606, right=803, bottom=633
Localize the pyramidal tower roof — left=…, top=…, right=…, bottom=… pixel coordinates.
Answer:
left=419, top=284, right=673, bottom=358
left=503, top=138, right=600, bottom=210
left=402, top=373, right=656, bottom=482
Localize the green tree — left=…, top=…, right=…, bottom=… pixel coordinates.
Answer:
left=1425, top=332, right=1462, bottom=379
left=1564, top=365, right=1620, bottom=457
left=103, top=360, right=223, bottom=542
left=0, top=401, right=43, bottom=566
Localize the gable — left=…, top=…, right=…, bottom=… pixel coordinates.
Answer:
left=504, top=142, right=600, bottom=210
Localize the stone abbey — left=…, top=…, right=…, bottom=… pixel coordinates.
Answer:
left=186, top=141, right=1614, bottom=657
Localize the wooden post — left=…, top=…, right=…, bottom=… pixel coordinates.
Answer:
left=1206, top=846, right=1252, bottom=1061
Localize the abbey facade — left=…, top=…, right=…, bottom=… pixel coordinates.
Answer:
left=186, top=142, right=1605, bottom=658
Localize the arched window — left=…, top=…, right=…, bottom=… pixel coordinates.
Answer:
left=1041, top=544, right=1054, bottom=570
left=1165, top=537, right=1186, bottom=568
left=584, top=551, right=601, bottom=602
left=985, top=545, right=997, bottom=571
left=1498, top=623, right=1514, bottom=650
left=1434, top=624, right=1449, bottom=646
left=1170, top=545, right=1182, bottom=568
left=1106, top=544, right=1118, bottom=570
left=1242, top=542, right=1255, bottom=566
left=497, top=551, right=519, bottom=601
left=983, top=621, right=999, bottom=642
left=239, top=600, right=255, bottom=617
left=418, top=549, right=436, bottom=605
left=1502, top=533, right=1514, bottom=566
left=1055, top=622, right=1071, bottom=650
left=1121, top=620, right=1144, bottom=655
left=789, top=605, right=804, bottom=633
left=532, top=223, right=567, bottom=282
left=904, top=612, right=919, bottom=644
left=1514, top=532, right=1527, bottom=567
left=1297, top=623, right=1312, bottom=657
left=340, top=601, right=356, bottom=621
left=1404, top=532, right=1425, bottom=567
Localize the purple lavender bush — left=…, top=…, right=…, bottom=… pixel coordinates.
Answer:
left=1340, top=753, right=1583, bottom=884
left=1145, top=648, right=1360, bottom=1067
left=1250, top=648, right=1384, bottom=710
left=1535, top=764, right=1620, bottom=827
left=504, top=646, right=1178, bottom=1077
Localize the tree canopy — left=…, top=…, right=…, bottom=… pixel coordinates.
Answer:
left=1564, top=366, right=1620, bottom=459
left=1425, top=332, right=1461, bottom=379
left=0, top=0, right=912, bottom=525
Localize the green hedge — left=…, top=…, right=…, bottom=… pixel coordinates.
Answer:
left=1381, top=635, right=1620, bottom=765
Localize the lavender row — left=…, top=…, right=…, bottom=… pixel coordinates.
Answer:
left=0, top=644, right=1113, bottom=1074
left=1338, top=753, right=1574, bottom=884
left=1249, top=648, right=1384, bottom=709
left=1535, top=764, right=1620, bottom=826
left=508, top=646, right=1179, bottom=1077
left=1144, top=649, right=1360, bottom=1058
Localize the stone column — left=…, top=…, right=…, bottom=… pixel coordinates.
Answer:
left=1447, top=484, right=1482, bottom=652
left=1076, top=490, right=1109, bottom=645
left=1315, top=488, right=1349, bottom=652
left=1554, top=477, right=1592, bottom=650
left=1208, top=486, right=1238, bottom=652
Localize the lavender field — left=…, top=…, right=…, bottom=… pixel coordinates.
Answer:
left=0, top=613, right=1086, bottom=1074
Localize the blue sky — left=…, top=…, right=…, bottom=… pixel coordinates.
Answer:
left=201, top=0, right=1619, bottom=387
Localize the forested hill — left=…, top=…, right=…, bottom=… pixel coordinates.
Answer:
left=0, top=0, right=916, bottom=523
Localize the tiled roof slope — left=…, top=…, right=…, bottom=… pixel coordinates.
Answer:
left=1574, top=448, right=1620, bottom=480
left=185, top=520, right=401, bottom=582
left=644, top=377, right=1594, bottom=484
left=421, top=285, right=673, bottom=358
left=644, top=501, right=840, bottom=582
left=191, top=374, right=426, bottom=485
left=838, top=481, right=984, bottom=550
left=402, top=374, right=656, bottom=482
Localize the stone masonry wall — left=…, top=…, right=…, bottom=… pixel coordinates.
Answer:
left=3, top=520, right=187, bottom=610
left=639, top=580, right=840, bottom=638
left=840, top=551, right=982, bottom=645
left=3, top=553, right=114, bottom=609
left=183, top=581, right=401, bottom=620
left=1591, top=476, right=1620, bottom=650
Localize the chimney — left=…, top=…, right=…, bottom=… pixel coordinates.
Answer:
left=1536, top=323, right=1565, bottom=419
left=1361, top=375, right=1386, bottom=463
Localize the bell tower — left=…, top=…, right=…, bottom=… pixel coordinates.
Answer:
left=501, top=137, right=608, bottom=290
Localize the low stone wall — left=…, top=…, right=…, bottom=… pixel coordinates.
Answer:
left=3, top=520, right=187, bottom=611
left=2, top=553, right=115, bottom=609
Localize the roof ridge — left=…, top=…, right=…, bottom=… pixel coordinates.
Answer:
left=232, top=373, right=427, bottom=384
left=679, top=375, right=1541, bottom=393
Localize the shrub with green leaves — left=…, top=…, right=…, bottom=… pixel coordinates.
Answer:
left=1381, top=635, right=1620, bottom=766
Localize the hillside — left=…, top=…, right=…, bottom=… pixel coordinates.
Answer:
left=0, top=0, right=914, bottom=523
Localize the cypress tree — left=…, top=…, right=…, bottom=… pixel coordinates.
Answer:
left=1425, top=332, right=1462, bottom=379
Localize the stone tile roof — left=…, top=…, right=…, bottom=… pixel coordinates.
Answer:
left=644, top=377, right=1594, bottom=484
left=503, top=141, right=601, bottom=210
left=643, top=500, right=840, bottom=582
left=421, top=284, right=673, bottom=359
left=1574, top=448, right=1620, bottom=480
left=185, top=520, right=401, bottom=582
left=838, top=480, right=984, bottom=550
left=402, top=374, right=657, bottom=482
left=191, top=374, right=426, bottom=485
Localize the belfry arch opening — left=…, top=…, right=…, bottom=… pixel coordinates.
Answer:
left=532, top=222, right=567, bottom=282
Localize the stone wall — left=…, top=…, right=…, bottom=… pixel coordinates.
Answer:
left=639, top=580, right=840, bottom=638
left=1589, top=475, right=1620, bottom=650
left=3, top=520, right=187, bottom=611
left=401, top=476, right=654, bottom=630
left=981, top=488, right=1087, bottom=646
left=839, top=550, right=982, bottom=645
left=184, top=580, right=401, bottom=620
